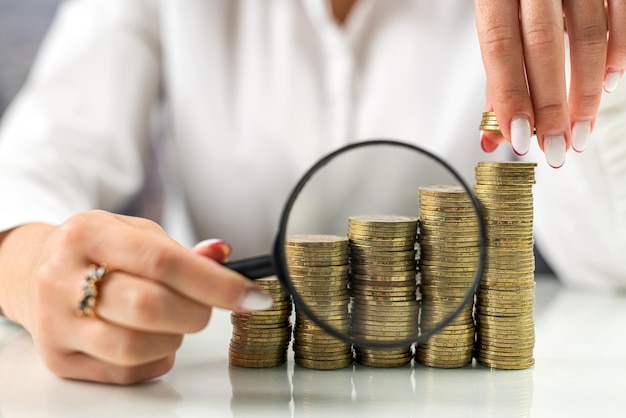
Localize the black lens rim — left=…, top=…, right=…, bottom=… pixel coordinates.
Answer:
left=273, top=139, right=486, bottom=349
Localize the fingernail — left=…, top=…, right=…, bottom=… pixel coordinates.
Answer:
left=194, top=238, right=231, bottom=253
left=193, top=239, right=232, bottom=262
left=544, top=134, right=567, bottom=168
left=194, top=239, right=226, bottom=249
left=480, top=133, right=489, bottom=152
left=510, top=116, right=531, bottom=156
left=571, top=121, right=591, bottom=152
left=480, top=133, right=498, bottom=153
left=604, top=70, right=622, bottom=93
left=239, top=289, right=274, bottom=311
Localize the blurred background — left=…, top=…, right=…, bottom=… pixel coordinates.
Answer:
left=0, top=0, right=61, bottom=116
left=0, top=0, right=552, bottom=272
left=0, top=0, right=163, bottom=221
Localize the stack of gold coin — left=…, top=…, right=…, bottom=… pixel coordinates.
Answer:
left=479, top=111, right=537, bottom=135
left=287, top=234, right=353, bottom=370
left=473, top=161, right=537, bottom=370
left=229, top=277, right=292, bottom=368
left=415, top=185, right=480, bottom=368
left=348, top=215, right=419, bottom=367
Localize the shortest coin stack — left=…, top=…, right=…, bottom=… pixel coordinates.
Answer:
left=229, top=277, right=292, bottom=368
left=287, top=234, right=353, bottom=370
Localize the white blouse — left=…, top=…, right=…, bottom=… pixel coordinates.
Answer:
left=1, top=0, right=625, bottom=290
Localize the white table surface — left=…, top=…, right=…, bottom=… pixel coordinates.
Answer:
left=0, top=275, right=624, bottom=418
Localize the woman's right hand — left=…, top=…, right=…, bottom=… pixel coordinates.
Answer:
left=0, top=210, right=273, bottom=384
left=475, top=0, right=626, bottom=167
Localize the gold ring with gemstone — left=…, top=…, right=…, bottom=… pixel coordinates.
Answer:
left=76, top=264, right=107, bottom=318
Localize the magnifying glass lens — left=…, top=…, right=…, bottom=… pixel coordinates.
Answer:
left=275, top=140, right=485, bottom=351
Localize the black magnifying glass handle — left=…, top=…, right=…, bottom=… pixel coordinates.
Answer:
left=225, top=255, right=275, bottom=280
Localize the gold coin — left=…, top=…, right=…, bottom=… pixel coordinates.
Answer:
left=355, top=357, right=412, bottom=367
left=294, top=356, right=353, bottom=370
left=228, top=350, right=288, bottom=362
left=229, top=358, right=287, bottom=368
left=351, top=281, right=417, bottom=290
left=287, top=264, right=350, bottom=275
left=349, top=241, right=416, bottom=250
left=286, top=233, right=348, bottom=245
left=416, top=358, right=472, bottom=369
left=285, top=259, right=348, bottom=268
left=293, top=332, right=345, bottom=343
left=351, top=301, right=419, bottom=311
left=415, top=352, right=473, bottom=363
left=419, top=218, right=479, bottom=227
left=351, top=274, right=417, bottom=283
left=349, top=226, right=417, bottom=235
left=350, top=247, right=417, bottom=256
left=349, top=214, right=418, bottom=225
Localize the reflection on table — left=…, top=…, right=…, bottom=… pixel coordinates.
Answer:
left=0, top=276, right=625, bottom=418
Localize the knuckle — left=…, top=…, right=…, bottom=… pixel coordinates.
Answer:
left=570, top=23, right=607, bottom=45
left=55, top=211, right=112, bottom=259
left=524, top=24, right=561, bottom=54
left=534, top=102, right=567, bottom=125
left=535, top=102, right=566, bottom=115
left=32, top=259, right=65, bottom=315
left=480, top=24, right=519, bottom=57
left=571, top=92, right=601, bottom=111
left=187, top=310, right=212, bottom=332
left=123, top=215, right=166, bottom=235
left=127, top=286, right=166, bottom=324
left=139, top=246, right=174, bottom=278
left=171, top=335, right=184, bottom=352
left=33, top=260, right=58, bottom=296
left=126, top=284, right=210, bottom=333
left=140, top=219, right=166, bottom=235
left=55, top=214, right=90, bottom=247
left=109, top=368, right=147, bottom=385
left=113, top=332, right=181, bottom=368
left=610, top=42, right=626, bottom=63
left=491, top=85, right=530, bottom=104
left=130, top=288, right=163, bottom=323
left=109, top=355, right=177, bottom=385
left=38, top=350, right=67, bottom=378
left=114, top=330, right=145, bottom=366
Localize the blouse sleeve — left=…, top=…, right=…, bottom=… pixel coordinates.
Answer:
left=0, top=0, right=161, bottom=231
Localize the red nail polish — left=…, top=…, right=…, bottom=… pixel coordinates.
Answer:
left=480, top=135, right=497, bottom=153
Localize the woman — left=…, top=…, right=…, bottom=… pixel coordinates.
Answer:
left=0, top=0, right=624, bottom=384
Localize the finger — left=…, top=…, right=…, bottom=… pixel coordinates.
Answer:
left=48, top=351, right=175, bottom=385
left=475, top=0, right=534, bottom=155
left=192, top=239, right=232, bottom=263
left=481, top=131, right=507, bottom=153
left=479, top=97, right=508, bottom=153
left=63, top=212, right=273, bottom=312
left=113, top=214, right=167, bottom=235
left=96, top=271, right=213, bottom=333
left=564, top=0, right=608, bottom=152
left=520, top=0, right=569, bottom=167
left=605, top=0, right=626, bottom=92
left=69, top=318, right=183, bottom=367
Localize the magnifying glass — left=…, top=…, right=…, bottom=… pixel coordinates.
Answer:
left=226, top=139, right=486, bottom=349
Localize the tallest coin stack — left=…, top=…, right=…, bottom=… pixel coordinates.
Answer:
left=473, top=161, right=537, bottom=369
